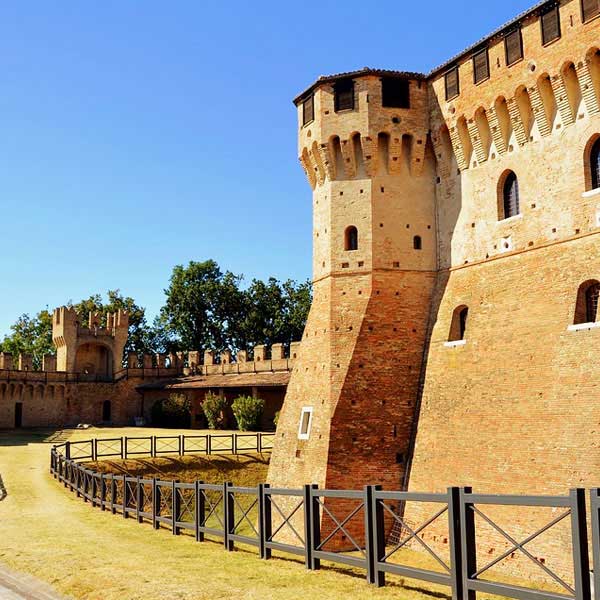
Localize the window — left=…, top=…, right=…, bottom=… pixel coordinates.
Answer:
left=345, top=226, right=358, bottom=251
left=574, top=280, right=600, bottom=324
left=334, top=79, right=355, bottom=112
left=303, top=95, right=314, bottom=125
left=382, top=77, right=410, bottom=108
left=445, top=67, right=459, bottom=101
left=590, top=137, right=600, bottom=190
left=505, top=29, right=523, bottom=66
left=298, top=407, right=313, bottom=440
left=541, top=5, right=561, bottom=45
left=582, top=0, right=600, bottom=22
left=473, top=49, right=490, bottom=84
left=449, top=305, right=469, bottom=342
left=413, top=235, right=422, bottom=250
left=501, top=171, right=520, bottom=220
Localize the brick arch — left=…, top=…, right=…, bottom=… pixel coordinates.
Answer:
left=497, top=168, right=520, bottom=220
left=574, top=279, right=600, bottom=324
left=584, top=133, right=600, bottom=191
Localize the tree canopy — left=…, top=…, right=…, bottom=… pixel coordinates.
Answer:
left=0, top=260, right=311, bottom=367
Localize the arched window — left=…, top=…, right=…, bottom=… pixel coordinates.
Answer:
left=344, top=226, right=358, bottom=251
left=413, top=236, right=422, bottom=250
left=501, top=171, right=520, bottom=220
left=590, top=137, right=600, bottom=190
left=449, top=305, right=469, bottom=342
left=574, top=280, right=600, bottom=324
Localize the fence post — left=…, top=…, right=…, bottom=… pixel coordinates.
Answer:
left=308, top=484, right=321, bottom=571
left=179, top=435, right=183, bottom=456
left=153, top=479, right=160, bottom=530
left=459, top=487, right=476, bottom=600
left=121, top=476, right=128, bottom=518
left=65, top=441, right=71, bottom=460
left=233, top=434, right=237, bottom=455
left=172, top=480, right=180, bottom=535
left=258, top=433, right=263, bottom=454
left=136, top=476, right=143, bottom=523
left=181, top=435, right=186, bottom=457
left=75, top=467, right=81, bottom=499
left=207, top=435, right=212, bottom=456
left=195, top=481, right=205, bottom=543
left=224, top=482, right=234, bottom=551
left=122, top=437, right=126, bottom=460
left=110, top=474, right=116, bottom=514
left=366, top=485, right=384, bottom=586
left=99, top=474, right=106, bottom=511
left=258, top=483, right=269, bottom=559
left=570, top=489, right=591, bottom=600
left=151, top=436, right=156, bottom=458
left=93, top=438, right=98, bottom=462
left=448, top=487, right=463, bottom=600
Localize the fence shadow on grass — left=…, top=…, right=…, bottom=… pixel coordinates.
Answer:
left=0, top=474, right=7, bottom=501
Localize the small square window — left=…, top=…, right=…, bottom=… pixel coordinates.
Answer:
left=381, top=77, right=410, bottom=108
left=541, top=5, right=561, bottom=45
left=504, top=29, right=523, bottom=66
left=334, top=79, right=355, bottom=112
left=303, top=95, right=314, bottom=125
left=444, top=67, right=459, bottom=101
left=298, top=407, right=313, bottom=440
left=582, top=0, right=600, bottom=22
left=473, top=49, right=489, bottom=84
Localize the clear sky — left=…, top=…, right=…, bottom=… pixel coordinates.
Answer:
left=0, top=0, right=535, bottom=336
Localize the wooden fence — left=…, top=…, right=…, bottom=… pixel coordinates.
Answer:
left=50, top=435, right=596, bottom=600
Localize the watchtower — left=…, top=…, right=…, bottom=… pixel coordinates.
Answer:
left=52, top=306, right=129, bottom=378
left=268, top=69, right=438, bottom=492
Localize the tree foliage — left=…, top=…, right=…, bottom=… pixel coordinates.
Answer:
left=231, top=395, right=265, bottom=431
left=0, top=310, right=54, bottom=369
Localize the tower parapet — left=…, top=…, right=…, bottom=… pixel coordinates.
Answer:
left=52, top=306, right=129, bottom=378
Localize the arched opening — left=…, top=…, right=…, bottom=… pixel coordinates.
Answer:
left=498, top=170, right=520, bottom=220
left=561, top=62, right=583, bottom=120
left=377, top=132, right=390, bottom=175
left=494, top=96, right=513, bottom=149
left=574, top=280, right=600, bottom=324
left=474, top=107, right=492, bottom=159
left=331, top=135, right=345, bottom=180
left=585, top=135, right=600, bottom=191
left=449, top=305, right=469, bottom=342
left=456, top=116, right=473, bottom=166
left=151, top=394, right=192, bottom=428
left=515, top=86, right=535, bottom=139
left=345, top=226, right=358, bottom=251
left=75, top=343, right=113, bottom=380
left=587, top=49, right=600, bottom=108
left=413, top=235, right=422, bottom=250
left=351, top=132, right=366, bottom=178
left=102, top=400, right=112, bottom=422
left=537, top=74, right=558, bottom=130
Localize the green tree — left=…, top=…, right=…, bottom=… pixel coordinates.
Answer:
left=0, top=309, right=54, bottom=369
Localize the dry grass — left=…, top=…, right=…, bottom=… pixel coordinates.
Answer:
left=0, top=427, right=559, bottom=600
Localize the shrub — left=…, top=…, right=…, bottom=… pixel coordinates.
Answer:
left=202, top=392, right=228, bottom=429
left=232, top=395, right=265, bottom=431
left=273, top=410, right=280, bottom=428
left=151, top=393, right=191, bottom=428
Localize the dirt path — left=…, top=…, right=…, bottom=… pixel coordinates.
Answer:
left=0, top=564, right=66, bottom=599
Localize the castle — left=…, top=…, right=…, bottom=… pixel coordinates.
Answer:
left=268, top=0, right=600, bottom=515
left=0, top=306, right=295, bottom=429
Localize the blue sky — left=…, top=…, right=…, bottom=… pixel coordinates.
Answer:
left=0, top=0, right=534, bottom=336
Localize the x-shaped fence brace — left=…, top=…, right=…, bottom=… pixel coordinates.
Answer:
left=159, top=487, right=173, bottom=516
left=210, top=437, right=234, bottom=451
left=316, top=499, right=366, bottom=557
left=126, top=439, right=151, bottom=454
left=126, top=480, right=139, bottom=509
left=269, top=498, right=305, bottom=546
left=381, top=501, right=451, bottom=574
left=140, top=483, right=153, bottom=512
left=470, top=505, right=575, bottom=595
left=232, top=493, right=259, bottom=537
left=156, top=438, right=179, bottom=453
left=202, top=490, right=224, bottom=529
left=97, top=440, right=122, bottom=456
left=178, top=489, right=196, bottom=522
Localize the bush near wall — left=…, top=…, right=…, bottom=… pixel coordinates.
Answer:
left=202, top=392, right=228, bottom=429
left=151, top=393, right=191, bottom=428
left=232, top=395, right=265, bottom=431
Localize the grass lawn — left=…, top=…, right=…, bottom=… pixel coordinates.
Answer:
left=0, top=427, right=553, bottom=600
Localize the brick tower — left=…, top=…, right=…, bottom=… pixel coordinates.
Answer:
left=52, top=306, right=129, bottom=378
left=268, top=69, right=437, bottom=492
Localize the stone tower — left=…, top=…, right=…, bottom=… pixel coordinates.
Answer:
left=52, top=306, right=129, bottom=378
left=268, top=69, right=438, bottom=492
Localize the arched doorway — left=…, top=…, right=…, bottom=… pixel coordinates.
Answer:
left=102, top=400, right=112, bottom=422
left=75, top=343, right=113, bottom=380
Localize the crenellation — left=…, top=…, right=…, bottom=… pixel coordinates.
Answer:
left=0, top=353, right=13, bottom=370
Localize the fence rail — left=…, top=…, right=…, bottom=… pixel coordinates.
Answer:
left=50, top=437, right=596, bottom=600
